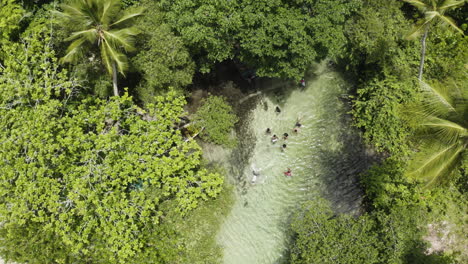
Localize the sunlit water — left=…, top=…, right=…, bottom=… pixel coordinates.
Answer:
left=209, top=64, right=374, bottom=264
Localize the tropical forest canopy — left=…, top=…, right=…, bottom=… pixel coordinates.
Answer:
left=0, top=0, right=466, bottom=263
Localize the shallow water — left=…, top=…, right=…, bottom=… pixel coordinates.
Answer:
left=214, top=64, right=374, bottom=264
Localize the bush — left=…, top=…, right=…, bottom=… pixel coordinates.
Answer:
left=193, top=95, right=238, bottom=147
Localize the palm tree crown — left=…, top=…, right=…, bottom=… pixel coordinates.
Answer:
left=57, top=0, right=143, bottom=96
left=402, top=0, right=465, bottom=80
left=405, top=81, right=467, bottom=186
left=404, top=0, right=464, bottom=39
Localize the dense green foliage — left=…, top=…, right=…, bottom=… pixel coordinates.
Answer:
left=0, top=0, right=466, bottom=263
left=161, top=0, right=361, bottom=78
left=289, top=199, right=380, bottom=264
left=0, top=25, right=223, bottom=263
left=352, top=76, right=416, bottom=155
left=131, top=0, right=195, bottom=103
left=193, top=95, right=238, bottom=146
left=346, top=0, right=418, bottom=155
left=0, top=0, right=24, bottom=41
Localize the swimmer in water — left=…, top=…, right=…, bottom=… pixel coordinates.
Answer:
left=252, top=170, right=260, bottom=183
left=281, top=144, right=287, bottom=151
left=266, top=128, right=271, bottom=134
left=295, top=118, right=302, bottom=128
left=275, top=106, right=281, bottom=113
left=284, top=168, right=292, bottom=177
left=293, top=118, right=302, bottom=133
left=283, top=133, right=289, bottom=140
left=271, top=134, right=278, bottom=143
left=300, top=78, right=306, bottom=88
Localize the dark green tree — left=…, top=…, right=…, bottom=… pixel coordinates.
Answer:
left=289, top=199, right=381, bottom=264
left=131, top=0, right=195, bottom=103
left=160, top=0, right=360, bottom=79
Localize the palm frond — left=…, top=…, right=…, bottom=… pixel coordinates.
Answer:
left=419, top=81, right=457, bottom=113
left=60, top=2, right=93, bottom=26
left=421, top=116, right=466, bottom=144
left=437, top=14, right=464, bottom=34
left=100, top=42, right=113, bottom=74
left=102, top=39, right=128, bottom=75
left=110, top=8, right=144, bottom=27
left=100, top=0, right=121, bottom=26
left=406, top=142, right=464, bottom=186
left=61, top=38, right=87, bottom=64
left=439, top=0, right=465, bottom=11
left=425, top=10, right=439, bottom=21
left=65, top=28, right=97, bottom=43
left=402, top=0, right=429, bottom=11
left=405, top=19, right=431, bottom=39
left=103, top=28, right=139, bottom=52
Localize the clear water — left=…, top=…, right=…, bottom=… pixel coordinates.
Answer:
left=214, top=63, right=373, bottom=264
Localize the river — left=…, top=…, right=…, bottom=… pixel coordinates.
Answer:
left=203, top=62, right=375, bottom=264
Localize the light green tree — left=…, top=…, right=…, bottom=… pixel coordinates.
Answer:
left=0, top=24, right=223, bottom=264
left=402, top=0, right=465, bottom=80
left=56, top=0, right=143, bottom=96
left=193, top=95, right=238, bottom=146
left=0, top=0, right=24, bottom=41
left=405, top=81, right=467, bottom=186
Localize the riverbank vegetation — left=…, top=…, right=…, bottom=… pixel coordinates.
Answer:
left=0, top=0, right=466, bottom=263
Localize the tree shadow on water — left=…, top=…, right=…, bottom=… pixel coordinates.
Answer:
left=313, top=95, right=378, bottom=215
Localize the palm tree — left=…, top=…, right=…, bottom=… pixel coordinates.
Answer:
left=402, top=0, right=465, bottom=80
left=57, top=0, right=143, bottom=96
left=405, top=81, right=467, bottom=186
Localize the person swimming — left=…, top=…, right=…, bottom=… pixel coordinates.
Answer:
left=275, top=106, right=281, bottom=113
left=281, top=144, right=287, bottom=151
left=295, top=118, right=302, bottom=128
left=294, top=119, right=302, bottom=133
left=252, top=165, right=260, bottom=183
left=283, top=133, right=289, bottom=140
left=284, top=168, right=292, bottom=177
left=271, top=134, right=278, bottom=143
left=266, top=128, right=271, bottom=134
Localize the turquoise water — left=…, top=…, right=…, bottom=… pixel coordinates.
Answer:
left=214, top=64, right=371, bottom=264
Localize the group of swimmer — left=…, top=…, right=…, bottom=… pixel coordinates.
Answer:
left=251, top=78, right=306, bottom=183
left=265, top=108, right=303, bottom=177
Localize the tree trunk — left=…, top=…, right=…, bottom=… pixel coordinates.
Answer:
left=418, top=28, right=429, bottom=81
left=112, top=62, right=119, bottom=97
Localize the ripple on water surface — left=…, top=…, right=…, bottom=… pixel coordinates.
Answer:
left=216, top=66, right=370, bottom=264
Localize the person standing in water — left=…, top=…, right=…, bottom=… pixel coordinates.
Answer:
left=252, top=169, right=260, bottom=183
left=275, top=106, right=281, bottom=113
left=271, top=134, right=278, bottom=143
left=266, top=128, right=271, bottom=134
left=281, top=144, right=287, bottom=151
left=283, top=133, right=289, bottom=140
left=284, top=168, right=292, bottom=177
